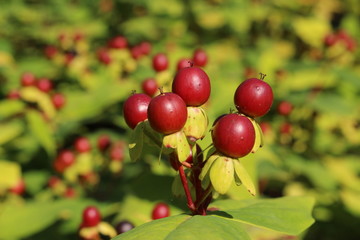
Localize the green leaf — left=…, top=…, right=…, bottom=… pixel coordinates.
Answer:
left=0, top=119, right=24, bottom=145
left=233, top=159, right=256, bottom=196
left=0, top=160, right=21, bottom=192
left=0, top=100, right=25, bottom=120
left=20, top=87, right=56, bottom=119
left=113, top=214, right=251, bottom=240
left=23, top=170, right=50, bottom=195
left=26, top=109, right=55, bottom=156
left=128, top=121, right=145, bottom=161
left=210, top=196, right=315, bottom=235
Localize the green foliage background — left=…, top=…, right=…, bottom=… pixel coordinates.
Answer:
left=0, top=0, right=360, bottom=239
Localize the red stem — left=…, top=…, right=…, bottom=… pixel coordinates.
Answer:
left=179, top=165, right=196, bottom=213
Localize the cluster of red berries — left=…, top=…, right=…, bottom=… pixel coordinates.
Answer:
left=324, top=29, right=357, bottom=52
left=52, top=135, right=126, bottom=193
left=7, top=72, right=66, bottom=110
left=211, top=75, right=273, bottom=159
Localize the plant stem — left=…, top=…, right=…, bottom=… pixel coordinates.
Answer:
left=178, top=165, right=196, bottom=214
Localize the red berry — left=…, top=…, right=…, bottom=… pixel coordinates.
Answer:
left=21, top=72, right=36, bottom=87
left=82, top=206, right=101, bottom=227
left=259, top=122, right=271, bottom=135
left=139, top=41, right=152, bottom=55
left=64, top=187, right=76, bottom=198
left=280, top=122, right=292, bottom=134
left=147, top=92, right=187, bottom=134
left=108, top=36, right=128, bottom=49
left=192, top=49, right=208, bottom=67
left=48, top=176, right=61, bottom=188
left=51, top=93, right=66, bottom=109
left=172, top=66, right=211, bottom=106
left=176, top=58, right=192, bottom=71
left=109, top=141, right=125, bottom=161
left=97, top=134, right=111, bottom=151
left=36, top=78, right=53, bottom=93
left=324, top=33, right=338, bottom=47
left=152, top=53, right=168, bottom=72
left=211, top=113, right=255, bottom=158
left=234, top=78, right=273, bottom=117
left=9, top=179, right=26, bottom=195
left=73, top=32, right=84, bottom=42
left=44, top=45, right=58, bottom=59
left=130, top=46, right=143, bottom=60
left=277, top=101, right=293, bottom=116
left=74, top=137, right=92, bottom=153
left=54, top=150, right=75, bottom=173
left=97, top=48, right=111, bottom=65
left=7, top=89, right=20, bottom=100
left=141, top=78, right=158, bottom=97
left=151, top=202, right=170, bottom=220
left=123, top=93, right=152, bottom=129
left=115, top=220, right=134, bottom=234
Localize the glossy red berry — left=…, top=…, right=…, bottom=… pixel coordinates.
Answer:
left=51, top=93, right=66, bottom=109
left=234, top=78, right=273, bottom=118
left=192, top=49, right=208, bottom=67
left=211, top=113, right=255, bottom=158
left=151, top=202, right=170, bottom=220
left=82, top=206, right=101, bottom=227
left=115, top=220, right=134, bottom=234
left=36, top=78, right=53, bottom=93
left=147, top=92, right=187, bottom=134
left=123, top=93, right=152, bottom=129
left=152, top=53, right=168, bottom=72
left=108, top=36, right=128, bottom=49
left=172, top=67, right=211, bottom=106
left=141, top=78, right=158, bottom=97
left=277, top=101, right=293, bottom=116
left=54, top=150, right=75, bottom=173
left=21, top=72, right=36, bottom=87
left=176, top=58, right=192, bottom=71
left=74, top=137, right=92, bottom=153
left=97, top=134, right=111, bottom=151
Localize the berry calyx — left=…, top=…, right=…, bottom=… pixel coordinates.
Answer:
left=74, top=137, right=92, bottom=153
left=82, top=206, right=101, bottom=227
left=152, top=53, right=168, bottom=72
left=211, top=113, right=255, bottom=158
left=172, top=67, right=211, bottom=106
left=234, top=76, right=273, bottom=118
left=115, top=220, right=134, bottom=234
left=151, top=202, right=170, bottom=220
left=192, top=49, right=208, bottom=67
left=123, top=93, right=152, bottom=129
left=141, top=78, right=158, bottom=97
left=147, top=92, right=187, bottom=134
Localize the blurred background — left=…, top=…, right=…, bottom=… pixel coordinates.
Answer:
left=0, top=0, right=360, bottom=239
